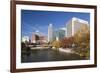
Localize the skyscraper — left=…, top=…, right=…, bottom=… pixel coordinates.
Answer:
left=66, top=17, right=89, bottom=37
left=53, top=28, right=65, bottom=41
left=48, top=23, right=53, bottom=42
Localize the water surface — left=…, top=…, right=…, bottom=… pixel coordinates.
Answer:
left=21, top=48, right=85, bottom=63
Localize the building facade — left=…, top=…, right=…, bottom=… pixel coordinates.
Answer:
left=31, top=33, right=39, bottom=43
left=48, top=23, right=53, bottom=42
left=31, top=33, right=47, bottom=44
left=53, top=28, right=65, bottom=41
left=66, top=17, right=89, bottom=37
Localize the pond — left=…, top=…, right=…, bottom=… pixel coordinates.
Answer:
left=21, top=48, right=86, bottom=63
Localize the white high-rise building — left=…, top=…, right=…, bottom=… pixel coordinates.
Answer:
left=66, top=17, right=89, bottom=37
left=48, top=23, right=53, bottom=42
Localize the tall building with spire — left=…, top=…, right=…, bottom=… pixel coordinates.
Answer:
left=48, top=23, right=53, bottom=42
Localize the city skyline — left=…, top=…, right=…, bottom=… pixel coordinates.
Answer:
left=21, top=10, right=90, bottom=38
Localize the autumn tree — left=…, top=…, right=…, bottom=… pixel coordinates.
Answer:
left=61, top=37, right=74, bottom=48
left=52, top=40, right=61, bottom=49
left=73, top=24, right=90, bottom=58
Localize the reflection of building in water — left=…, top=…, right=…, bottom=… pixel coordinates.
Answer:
left=66, top=17, right=89, bottom=37
left=21, top=36, right=29, bottom=43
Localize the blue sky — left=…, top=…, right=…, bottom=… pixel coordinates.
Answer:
left=21, top=10, right=90, bottom=38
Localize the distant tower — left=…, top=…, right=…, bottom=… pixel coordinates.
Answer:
left=65, top=27, right=67, bottom=37
left=48, top=23, right=53, bottom=42
left=56, top=36, right=59, bottom=41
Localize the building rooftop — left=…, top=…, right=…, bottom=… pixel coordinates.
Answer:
left=72, top=17, right=88, bottom=24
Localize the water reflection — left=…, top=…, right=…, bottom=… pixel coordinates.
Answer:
left=21, top=48, right=86, bottom=63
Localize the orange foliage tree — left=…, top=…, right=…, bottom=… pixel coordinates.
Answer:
left=61, top=37, right=74, bottom=48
